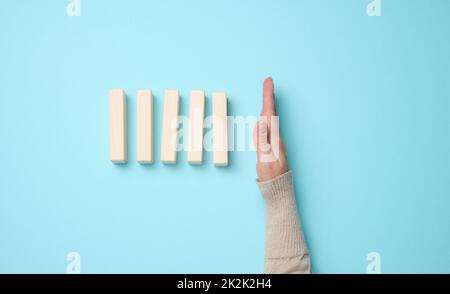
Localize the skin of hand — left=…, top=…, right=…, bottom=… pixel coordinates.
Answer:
left=253, top=77, right=289, bottom=182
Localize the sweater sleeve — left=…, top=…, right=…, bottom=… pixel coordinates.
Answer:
left=257, top=171, right=311, bottom=274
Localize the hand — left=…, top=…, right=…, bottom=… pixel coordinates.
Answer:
left=254, top=77, right=289, bottom=182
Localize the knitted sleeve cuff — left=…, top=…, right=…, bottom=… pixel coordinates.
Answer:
left=257, top=170, right=294, bottom=202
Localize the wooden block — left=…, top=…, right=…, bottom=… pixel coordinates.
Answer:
left=109, top=89, right=127, bottom=163
left=161, top=90, right=180, bottom=164
left=137, top=90, right=153, bottom=164
left=187, top=90, right=205, bottom=164
left=212, top=92, right=228, bottom=166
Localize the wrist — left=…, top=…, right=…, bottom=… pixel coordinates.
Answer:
left=257, top=170, right=294, bottom=202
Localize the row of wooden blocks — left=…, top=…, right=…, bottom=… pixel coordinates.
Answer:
left=109, top=89, right=228, bottom=166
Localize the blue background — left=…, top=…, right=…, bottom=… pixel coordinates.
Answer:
left=1, top=0, right=449, bottom=273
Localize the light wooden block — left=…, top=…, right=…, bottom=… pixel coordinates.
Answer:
left=161, top=90, right=180, bottom=164
left=187, top=90, right=205, bottom=164
left=212, top=92, right=228, bottom=166
left=109, top=89, right=127, bottom=164
left=137, top=90, right=153, bottom=164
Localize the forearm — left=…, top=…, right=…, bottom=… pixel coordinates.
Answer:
left=258, top=171, right=311, bottom=274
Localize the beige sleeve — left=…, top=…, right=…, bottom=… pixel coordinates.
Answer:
left=257, top=171, right=311, bottom=274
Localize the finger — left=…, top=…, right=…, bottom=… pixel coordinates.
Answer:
left=254, top=119, right=271, bottom=163
left=262, top=77, right=276, bottom=117
left=258, top=119, right=271, bottom=153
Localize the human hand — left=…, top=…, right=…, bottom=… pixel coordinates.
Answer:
left=254, top=77, right=289, bottom=182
